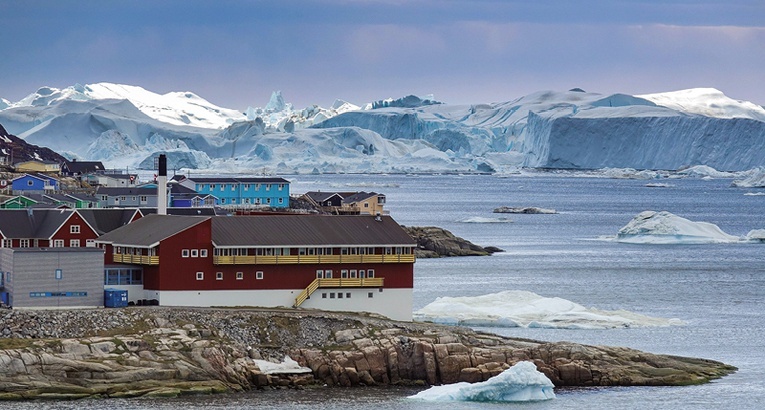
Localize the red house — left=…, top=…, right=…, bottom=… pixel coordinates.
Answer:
left=94, top=214, right=416, bottom=320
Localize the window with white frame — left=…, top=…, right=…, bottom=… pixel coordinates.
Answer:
left=266, top=184, right=271, bottom=191
left=350, top=269, right=357, bottom=278
left=70, top=225, right=80, bottom=234
left=53, top=239, right=64, bottom=247
left=278, top=198, right=284, bottom=204
left=216, top=272, right=223, bottom=280
left=359, top=270, right=366, bottom=278
left=316, top=270, right=324, bottom=279
left=325, top=269, right=333, bottom=278
left=27, top=180, right=33, bottom=186
left=191, top=249, right=199, bottom=257
left=236, top=272, right=243, bottom=280
left=256, top=271, right=264, bottom=280
left=266, top=198, right=271, bottom=204
left=367, top=269, right=375, bottom=278
left=86, top=239, right=96, bottom=247
left=231, top=184, right=236, bottom=191
left=140, top=196, right=147, bottom=204
left=244, top=184, right=249, bottom=191
left=200, top=249, right=208, bottom=257
left=182, top=249, right=190, bottom=257
left=70, top=239, right=80, bottom=247
left=278, top=184, right=284, bottom=191
left=196, top=272, right=204, bottom=280
left=341, top=269, right=348, bottom=278
left=20, top=239, right=29, bottom=248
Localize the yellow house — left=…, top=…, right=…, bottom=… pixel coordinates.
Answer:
left=14, top=160, right=60, bottom=173
left=341, top=192, right=387, bottom=216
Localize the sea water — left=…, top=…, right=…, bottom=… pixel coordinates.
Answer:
left=4, top=173, right=764, bottom=409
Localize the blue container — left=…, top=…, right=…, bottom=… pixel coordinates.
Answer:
left=104, top=288, right=128, bottom=308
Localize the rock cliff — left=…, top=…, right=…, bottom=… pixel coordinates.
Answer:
left=402, top=226, right=501, bottom=258
left=0, top=307, right=735, bottom=400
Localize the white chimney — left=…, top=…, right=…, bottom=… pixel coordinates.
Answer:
left=157, top=154, right=168, bottom=215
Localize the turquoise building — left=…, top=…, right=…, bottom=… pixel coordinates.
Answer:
left=183, top=177, right=290, bottom=208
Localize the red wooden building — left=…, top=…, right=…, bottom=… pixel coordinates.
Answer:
left=94, top=214, right=416, bottom=320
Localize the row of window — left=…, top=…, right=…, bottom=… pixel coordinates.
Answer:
left=196, top=271, right=264, bottom=281
left=104, top=268, right=143, bottom=285
left=315, top=269, right=375, bottom=279
left=213, top=247, right=412, bottom=257
left=182, top=249, right=209, bottom=258
left=220, top=197, right=284, bottom=205
left=197, top=183, right=286, bottom=192
left=321, top=291, right=378, bottom=299
left=101, top=195, right=149, bottom=203
left=1, top=239, right=95, bottom=248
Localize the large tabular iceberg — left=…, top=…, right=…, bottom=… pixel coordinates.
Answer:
left=414, top=290, right=682, bottom=329
left=616, top=211, right=740, bottom=244
left=408, top=361, right=555, bottom=402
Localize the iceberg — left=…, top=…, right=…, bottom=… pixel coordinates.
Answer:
left=408, top=361, right=555, bottom=402
left=414, top=290, right=683, bottom=329
left=616, top=211, right=740, bottom=244
left=732, top=167, right=765, bottom=188
left=458, top=216, right=513, bottom=223
left=493, top=206, right=557, bottom=214
left=746, top=229, right=765, bottom=243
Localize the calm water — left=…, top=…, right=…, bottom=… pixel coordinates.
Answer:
left=4, top=173, right=764, bottom=409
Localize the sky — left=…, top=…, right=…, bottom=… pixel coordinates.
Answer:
left=1, top=0, right=764, bottom=110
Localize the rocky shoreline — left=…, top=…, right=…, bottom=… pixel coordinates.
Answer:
left=0, top=307, right=736, bottom=400
left=402, top=226, right=502, bottom=258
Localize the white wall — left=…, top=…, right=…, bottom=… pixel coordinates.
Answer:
left=150, top=288, right=413, bottom=321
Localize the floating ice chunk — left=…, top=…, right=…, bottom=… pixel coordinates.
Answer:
left=676, top=165, right=735, bottom=179
left=458, top=217, right=513, bottom=223
left=253, top=356, right=312, bottom=375
left=408, top=361, right=555, bottom=402
left=744, top=192, right=765, bottom=196
left=644, top=183, right=672, bottom=188
left=493, top=206, right=557, bottom=214
left=616, top=211, right=740, bottom=244
left=746, top=229, right=765, bottom=243
left=732, top=167, right=765, bottom=188
left=414, top=290, right=683, bottom=329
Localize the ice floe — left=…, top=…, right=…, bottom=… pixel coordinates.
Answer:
left=616, top=211, right=740, bottom=244
left=458, top=217, right=513, bottom=223
left=644, top=183, right=672, bottom=188
left=413, top=290, right=683, bottom=329
left=408, top=361, right=555, bottom=402
left=732, top=167, right=765, bottom=188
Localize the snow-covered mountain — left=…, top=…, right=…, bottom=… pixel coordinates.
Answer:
left=1, top=83, right=763, bottom=173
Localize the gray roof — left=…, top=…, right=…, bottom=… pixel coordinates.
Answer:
left=96, top=186, right=159, bottom=196
left=78, top=209, right=140, bottom=235
left=140, top=207, right=218, bottom=216
left=188, top=177, right=290, bottom=184
left=303, top=191, right=343, bottom=203
left=0, top=209, right=74, bottom=239
left=65, top=192, right=100, bottom=202
left=212, top=215, right=414, bottom=247
left=341, top=192, right=380, bottom=204
left=95, top=214, right=209, bottom=248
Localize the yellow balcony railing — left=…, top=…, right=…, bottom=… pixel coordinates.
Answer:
left=213, top=253, right=414, bottom=265
left=112, top=254, right=159, bottom=265
left=293, top=277, right=385, bottom=307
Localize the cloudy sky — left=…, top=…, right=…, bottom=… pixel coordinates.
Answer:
left=1, top=0, right=763, bottom=109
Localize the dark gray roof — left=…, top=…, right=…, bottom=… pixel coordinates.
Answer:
left=95, top=214, right=209, bottom=247
left=78, top=209, right=140, bottom=235
left=44, top=193, right=75, bottom=203
left=62, top=160, right=105, bottom=174
left=65, top=193, right=100, bottom=202
left=341, top=192, right=379, bottom=204
left=0, top=209, right=74, bottom=239
left=169, top=183, right=197, bottom=194
left=96, top=187, right=159, bottom=196
left=140, top=207, right=217, bottom=216
left=303, top=191, right=343, bottom=203
left=212, top=215, right=414, bottom=247
left=188, top=177, right=290, bottom=184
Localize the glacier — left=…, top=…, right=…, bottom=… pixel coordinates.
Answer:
left=408, top=361, right=555, bottom=402
left=413, top=290, right=683, bottom=329
left=1, top=83, right=764, bottom=173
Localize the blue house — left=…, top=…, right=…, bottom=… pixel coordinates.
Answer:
left=183, top=176, right=290, bottom=208
left=11, top=174, right=59, bottom=194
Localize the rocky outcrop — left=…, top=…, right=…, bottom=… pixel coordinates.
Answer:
left=493, top=206, right=557, bottom=214
left=402, top=226, right=501, bottom=258
left=0, top=308, right=736, bottom=400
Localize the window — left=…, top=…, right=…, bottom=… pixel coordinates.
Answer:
left=53, top=239, right=64, bottom=247
left=325, top=270, right=333, bottom=278
left=196, top=272, right=204, bottom=280
left=278, top=184, right=284, bottom=191
left=231, top=184, right=236, bottom=191
left=350, top=269, right=357, bottom=278
left=101, top=195, right=108, bottom=201
left=191, top=249, right=199, bottom=257
left=1, top=239, right=11, bottom=248
left=346, top=293, right=351, bottom=299
left=236, top=272, right=243, bottom=280
left=330, top=293, right=335, bottom=299
left=364, top=203, right=369, bottom=208
left=182, top=249, right=190, bottom=257
left=244, top=184, right=249, bottom=191
left=278, top=198, right=284, bottom=204
left=19, top=239, right=29, bottom=248
left=131, top=196, right=136, bottom=201
left=322, top=293, right=327, bottom=299
left=221, top=198, right=226, bottom=204
left=216, top=272, right=223, bottom=280
left=244, top=198, right=250, bottom=204
left=316, top=270, right=324, bottom=279
left=338, top=293, right=343, bottom=299
left=70, top=225, right=80, bottom=234
left=140, top=196, right=147, bottom=203
left=266, top=184, right=271, bottom=191
left=341, top=270, right=348, bottom=278
left=120, top=196, right=126, bottom=201
left=359, top=270, right=366, bottom=278
left=266, top=198, right=271, bottom=204
left=368, top=292, right=374, bottom=298
left=220, top=184, right=225, bottom=191
left=367, top=269, right=374, bottom=278
left=256, top=271, right=264, bottom=280
left=200, top=249, right=208, bottom=257
left=210, top=184, right=216, bottom=190
left=86, top=239, right=96, bottom=247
